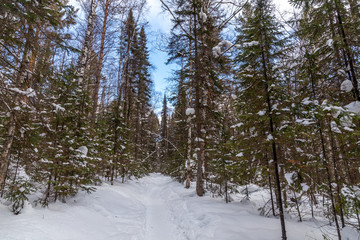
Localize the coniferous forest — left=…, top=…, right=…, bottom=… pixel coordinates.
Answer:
left=1, top=0, right=360, bottom=239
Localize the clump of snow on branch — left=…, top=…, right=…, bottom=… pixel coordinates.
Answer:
left=76, top=146, right=88, bottom=158
left=199, top=9, right=207, bottom=23
left=9, top=87, right=36, bottom=97
left=284, top=172, right=296, bottom=185
left=212, top=40, right=233, bottom=57
left=340, top=80, right=353, bottom=92
left=243, top=41, right=259, bottom=47
left=51, top=103, right=65, bottom=113
left=345, top=101, right=360, bottom=115
left=186, top=108, right=195, bottom=116
left=330, top=121, right=341, bottom=134
left=326, top=39, right=333, bottom=47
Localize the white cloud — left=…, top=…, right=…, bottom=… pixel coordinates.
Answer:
left=146, top=0, right=172, bottom=33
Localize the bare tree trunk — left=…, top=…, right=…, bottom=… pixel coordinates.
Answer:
left=77, top=0, right=97, bottom=87
left=0, top=113, right=16, bottom=193
left=91, top=0, right=110, bottom=122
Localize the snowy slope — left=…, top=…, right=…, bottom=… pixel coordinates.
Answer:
left=0, top=174, right=327, bottom=240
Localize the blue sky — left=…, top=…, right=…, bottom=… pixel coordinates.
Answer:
left=146, top=0, right=174, bottom=96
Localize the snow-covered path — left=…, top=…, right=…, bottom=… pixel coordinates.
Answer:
left=0, top=173, right=325, bottom=240
left=143, top=176, right=185, bottom=240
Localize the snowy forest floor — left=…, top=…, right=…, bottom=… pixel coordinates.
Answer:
left=0, top=173, right=352, bottom=240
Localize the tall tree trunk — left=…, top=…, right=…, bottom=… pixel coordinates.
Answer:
left=91, top=0, right=110, bottom=123
left=194, top=1, right=205, bottom=197
left=77, top=0, right=97, bottom=87
left=0, top=113, right=16, bottom=193
left=260, top=33, right=287, bottom=240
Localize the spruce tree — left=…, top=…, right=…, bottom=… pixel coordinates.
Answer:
left=234, top=0, right=288, bottom=238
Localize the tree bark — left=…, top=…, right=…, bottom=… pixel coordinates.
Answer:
left=91, top=0, right=110, bottom=123
left=77, top=0, right=97, bottom=87
left=260, top=32, right=287, bottom=240
left=0, top=113, right=16, bottom=193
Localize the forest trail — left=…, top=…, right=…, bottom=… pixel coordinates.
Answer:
left=0, top=173, right=324, bottom=240
left=142, top=175, right=186, bottom=240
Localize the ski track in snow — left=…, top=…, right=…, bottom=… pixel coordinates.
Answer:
left=0, top=173, right=326, bottom=240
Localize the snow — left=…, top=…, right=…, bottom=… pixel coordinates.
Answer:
left=295, top=118, right=316, bottom=125
left=341, top=80, right=353, bottom=92
left=51, top=103, right=65, bottom=112
left=257, top=110, right=266, bottom=116
left=340, top=115, right=353, bottom=127
left=266, top=134, right=273, bottom=141
left=199, top=9, right=207, bottom=23
left=301, top=183, right=309, bottom=192
left=212, top=46, right=222, bottom=58
left=194, top=137, right=204, bottom=142
left=341, top=226, right=360, bottom=240
left=284, top=172, right=295, bottom=185
left=301, top=97, right=312, bottom=105
left=330, top=121, right=341, bottom=133
left=0, top=174, right=327, bottom=240
left=231, top=122, right=243, bottom=128
left=186, top=108, right=195, bottom=116
left=212, top=40, right=233, bottom=57
left=345, top=101, right=360, bottom=114
left=9, top=87, right=36, bottom=97
left=76, top=146, right=88, bottom=157
left=243, top=41, right=259, bottom=47
left=326, top=39, right=333, bottom=47
left=236, top=152, right=244, bottom=157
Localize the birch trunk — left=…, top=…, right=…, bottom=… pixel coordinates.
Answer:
left=77, top=0, right=97, bottom=87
